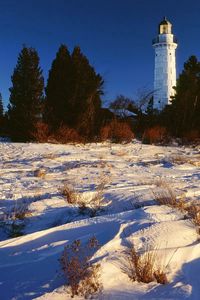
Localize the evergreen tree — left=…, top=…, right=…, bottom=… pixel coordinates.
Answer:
left=8, top=46, right=44, bottom=141
left=71, top=46, right=103, bottom=137
left=0, top=93, right=3, bottom=119
left=0, top=93, right=4, bottom=134
left=44, top=44, right=72, bottom=128
left=170, top=55, right=200, bottom=136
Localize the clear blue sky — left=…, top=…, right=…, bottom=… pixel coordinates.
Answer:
left=0, top=0, right=200, bottom=109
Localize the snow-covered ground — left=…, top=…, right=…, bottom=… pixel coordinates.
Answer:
left=0, top=141, right=199, bottom=299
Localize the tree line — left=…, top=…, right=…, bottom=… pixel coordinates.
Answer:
left=0, top=47, right=199, bottom=144
left=0, top=44, right=109, bottom=142
left=108, top=55, right=200, bottom=143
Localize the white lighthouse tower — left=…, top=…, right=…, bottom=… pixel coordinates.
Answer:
left=152, top=17, right=178, bottom=110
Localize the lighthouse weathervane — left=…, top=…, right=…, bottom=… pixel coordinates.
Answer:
left=152, top=17, right=178, bottom=110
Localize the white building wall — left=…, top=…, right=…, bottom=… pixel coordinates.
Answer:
left=153, top=33, right=177, bottom=110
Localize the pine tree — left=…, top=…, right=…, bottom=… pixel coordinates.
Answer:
left=8, top=46, right=44, bottom=141
left=44, top=44, right=72, bottom=129
left=0, top=93, right=4, bottom=134
left=170, top=55, right=200, bottom=136
left=0, top=93, right=3, bottom=119
left=71, top=46, right=103, bottom=137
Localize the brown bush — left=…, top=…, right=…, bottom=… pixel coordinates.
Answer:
left=32, top=122, right=84, bottom=144
left=143, top=126, right=168, bottom=144
left=32, top=121, right=50, bottom=142
left=34, top=168, right=46, bottom=178
left=52, top=126, right=84, bottom=144
left=60, top=237, right=102, bottom=298
left=61, top=177, right=108, bottom=217
left=100, top=119, right=134, bottom=143
left=153, top=181, right=186, bottom=212
left=186, top=204, right=200, bottom=227
left=61, top=184, right=80, bottom=204
left=122, top=242, right=168, bottom=284
left=184, top=130, right=200, bottom=143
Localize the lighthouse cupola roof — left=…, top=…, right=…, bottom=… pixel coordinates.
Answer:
left=158, top=17, right=172, bottom=34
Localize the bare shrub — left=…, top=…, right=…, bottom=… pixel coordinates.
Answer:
left=32, top=122, right=85, bottom=144
left=113, top=150, right=127, bottom=157
left=79, top=179, right=108, bottom=217
left=1, top=201, right=31, bottom=238
left=153, top=269, right=168, bottom=284
left=61, top=177, right=108, bottom=217
left=60, top=237, right=102, bottom=298
left=7, top=201, right=32, bottom=221
left=32, top=121, right=50, bottom=142
left=123, top=242, right=167, bottom=284
left=186, top=204, right=200, bottom=227
left=184, top=130, right=200, bottom=143
left=51, top=126, right=84, bottom=144
left=61, top=184, right=80, bottom=204
left=169, top=155, right=189, bottom=165
left=100, top=119, right=134, bottom=143
left=168, top=154, right=200, bottom=167
left=43, top=153, right=57, bottom=159
left=34, top=168, right=46, bottom=178
left=7, top=221, right=25, bottom=238
left=142, top=126, right=168, bottom=144
left=153, top=181, right=186, bottom=211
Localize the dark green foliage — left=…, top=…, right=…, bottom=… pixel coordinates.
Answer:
left=8, top=46, right=44, bottom=141
left=170, top=55, right=200, bottom=136
left=0, top=93, right=4, bottom=134
left=143, top=55, right=200, bottom=142
left=44, top=45, right=103, bottom=140
left=0, top=93, right=3, bottom=118
left=71, top=46, right=103, bottom=138
left=44, top=45, right=72, bottom=129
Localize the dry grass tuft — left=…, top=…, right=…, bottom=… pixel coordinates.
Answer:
left=61, top=184, right=81, bottom=204
left=122, top=242, right=168, bottom=284
left=154, top=180, right=200, bottom=233
left=60, top=237, right=102, bottom=298
left=169, top=155, right=189, bottom=165
left=79, top=179, right=108, bottom=217
left=186, top=204, right=200, bottom=227
left=34, top=168, right=46, bottom=178
left=1, top=201, right=31, bottom=238
left=7, top=201, right=32, bottom=221
left=61, top=177, right=108, bottom=217
left=153, top=181, right=186, bottom=212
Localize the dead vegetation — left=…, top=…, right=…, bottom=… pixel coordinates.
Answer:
left=33, top=122, right=84, bottom=144
left=61, top=177, right=108, bottom=217
left=60, top=237, right=102, bottom=298
left=142, top=126, right=168, bottom=145
left=153, top=180, right=186, bottom=211
left=61, top=184, right=81, bottom=204
left=1, top=200, right=32, bottom=238
left=5, top=200, right=32, bottom=221
left=169, top=154, right=200, bottom=167
left=100, top=119, right=134, bottom=143
left=34, top=168, right=46, bottom=178
left=186, top=204, right=200, bottom=229
left=153, top=180, right=200, bottom=232
left=122, top=242, right=168, bottom=284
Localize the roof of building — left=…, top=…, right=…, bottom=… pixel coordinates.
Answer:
left=159, top=17, right=172, bottom=26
